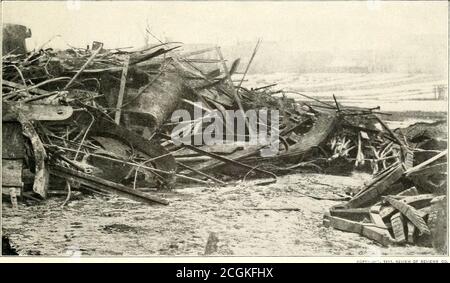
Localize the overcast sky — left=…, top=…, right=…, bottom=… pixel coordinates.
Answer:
left=2, top=1, right=448, bottom=51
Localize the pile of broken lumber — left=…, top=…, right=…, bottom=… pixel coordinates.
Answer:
left=2, top=23, right=445, bottom=248
left=324, top=121, right=447, bottom=252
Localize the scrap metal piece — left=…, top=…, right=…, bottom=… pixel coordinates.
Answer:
left=279, top=111, right=338, bottom=158
left=83, top=105, right=177, bottom=186
left=370, top=204, right=389, bottom=229
left=428, top=197, right=447, bottom=253
left=2, top=104, right=73, bottom=122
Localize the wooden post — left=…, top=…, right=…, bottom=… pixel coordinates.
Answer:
left=115, top=55, right=130, bottom=125
left=215, top=46, right=250, bottom=132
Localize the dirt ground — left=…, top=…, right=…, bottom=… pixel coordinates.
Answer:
left=2, top=172, right=438, bottom=257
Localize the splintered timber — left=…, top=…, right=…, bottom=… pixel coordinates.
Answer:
left=1, top=7, right=447, bottom=257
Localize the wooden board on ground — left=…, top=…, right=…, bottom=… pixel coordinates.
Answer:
left=370, top=204, right=389, bottom=229
left=344, top=164, right=404, bottom=208
left=323, top=213, right=364, bottom=234
left=2, top=103, right=73, bottom=122
left=407, top=221, right=416, bottom=244
left=2, top=122, right=25, bottom=159
left=380, top=194, right=434, bottom=220
left=361, top=225, right=393, bottom=247
left=2, top=159, right=23, bottom=189
left=390, top=212, right=406, bottom=243
left=329, top=207, right=370, bottom=222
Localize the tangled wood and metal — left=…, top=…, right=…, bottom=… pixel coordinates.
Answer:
left=2, top=25, right=447, bottom=251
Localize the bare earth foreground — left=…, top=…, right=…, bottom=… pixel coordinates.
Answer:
left=2, top=172, right=437, bottom=257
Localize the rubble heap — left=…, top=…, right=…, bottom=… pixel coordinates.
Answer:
left=324, top=121, right=447, bottom=252
left=2, top=26, right=447, bottom=251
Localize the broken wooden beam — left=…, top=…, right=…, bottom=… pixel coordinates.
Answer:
left=4, top=102, right=49, bottom=198
left=384, top=196, right=431, bottom=235
left=49, top=165, right=169, bottom=205
left=114, top=55, right=130, bottom=125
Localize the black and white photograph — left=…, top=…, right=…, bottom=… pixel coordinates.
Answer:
left=1, top=0, right=448, bottom=260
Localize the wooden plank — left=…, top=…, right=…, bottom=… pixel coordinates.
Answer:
left=390, top=213, right=406, bottom=243
left=417, top=206, right=431, bottom=218
left=380, top=194, right=434, bottom=219
left=329, top=207, right=370, bottom=221
left=407, top=163, right=447, bottom=177
left=361, top=225, right=393, bottom=247
left=3, top=80, right=50, bottom=96
left=5, top=102, right=49, bottom=198
left=370, top=204, right=389, bottom=229
left=397, top=186, right=419, bottom=197
left=49, top=165, right=169, bottom=205
left=323, top=213, right=363, bottom=234
left=2, top=186, right=22, bottom=198
left=407, top=221, right=416, bottom=244
left=384, top=196, right=431, bottom=235
left=215, top=46, right=249, bottom=132
left=2, top=159, right=23, bottom=187
left=164, top=135, right=275, bottom=178
left=2, top=104, right=73, bottom=122
left=404, top=150, right=414, bottom=169
left=2, top=122, right=25, bottom=159
left=404, top=150, right=447, bottom=176
left=64, top=44, right=103, bottom=90
left=114, top=55, right=130, bottom=125
left=236, top=39, right=261, bottom=93
left=354, top=163, right=400, bottom=197
left=345, top=164, right=404, bottom=208
left=279, top=111, right=338, bottom=158
left=374, top=115, right=406, bottom=152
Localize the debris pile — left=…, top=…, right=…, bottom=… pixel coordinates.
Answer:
left=324, top=121, right=447, bottom=252
left=2, top=25, right=447, bottom=251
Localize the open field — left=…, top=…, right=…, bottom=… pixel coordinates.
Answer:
left=244, top=72, right=448, bottom=128
left=245, top=73, right=447, bottom=101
